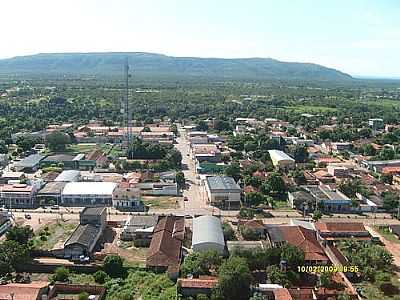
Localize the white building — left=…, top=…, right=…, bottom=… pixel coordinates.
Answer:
left=192, top=215, right=225, bottom=254
left=61, top=182, right=117, bottom=206
left=205, top=176, right=241, bottom=209
left=268, top=150, right=295, bottom=169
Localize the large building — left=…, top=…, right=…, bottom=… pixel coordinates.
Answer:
left=268, top=150, right=295, bottom=169
left=205, top=176, right=241, bottom=209
left=61, top=182, right=117, bottom=206
left=146, top=216, right=185, bottom=278
left=64, top=207, right=107, bottom=259
left=0, top=183, right=36, bottom=208
left=192, top=216, right=225, bottom=254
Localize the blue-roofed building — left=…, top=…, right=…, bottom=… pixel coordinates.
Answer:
left=205, top=176, right=241, bottom=209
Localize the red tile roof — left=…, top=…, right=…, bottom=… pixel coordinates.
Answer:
left=178, top=276, right=218, bottom=289
left=0, top=282, right=48, bottom=300
left=382, top=166, right=400, bottom=174
left=238, top=219, right=265, bottom=230
left=279, top=226, right=329, bottom=262
left=274, top=288, right=294, bottom=300
left=146, top=216, right=184, bottom=269
left=315, top=222, right=367, bottom=233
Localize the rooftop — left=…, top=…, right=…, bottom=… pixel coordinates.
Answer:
left=54, top=170, right=80, bottom=182
left=268, top=150, right=295, bottom=162
left=192, top=215, right=225, bottom=247
left=81, top=206, right=107, bottom=216
left=14, top=154, right=44, bottom=168
left=0, top=281, right=49, bottom=300
left=62, top=182, right=117, bottom=195
left=64, top=224, right=101, bottom=248
left=206, top=176, right=240, bottom=192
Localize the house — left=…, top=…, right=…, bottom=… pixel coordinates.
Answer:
left=205, top=176, right=241, bottom=209
left=134, top=182, right=178, bottom=196
left=192, top=215, right=225, bottom=254
left=315, top=222, right=370, bottom=242
left=140, top=131, right=174, bottom=144
left=266, top=225, right=329, bottom=265
left=331, top=142, right=352, bottom=152
left=368, top=118, right=384, bottom=130
left=0, top=281, right=49, bottom=300
left=177, top=276, right=218, bottom=298
left=0, top=171, right=25, bottom=183
left=301, top=185, right=352, bottom=213
left=13, top=154, right=44, bottom=172
left=362, top=159, right=400, bottom=173
left=85, top=149, right=109, bottom=168
left=287, top=190, right=316, bottom=212
left=61, top=182, right=117, bottom=206
left=112, top=184, right=146, bottom=211
left=192, top=144, right=221, bottom=163
left=312, top=169, right=335, bottom=184
left=120, top=215, right=158, bottom=243
left=0, top=183, right=37, bottom=208
left=146, top=216, right=185, bottom=278
left=64, top=207, right=107, bottom=259
left=314, top=156, right=342, bottom=167
left=268, top=150, right=295, bottom=170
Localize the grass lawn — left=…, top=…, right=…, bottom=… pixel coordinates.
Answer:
left=142, top=196, right=180, bottom=209
left=272, top=200, right=291, bottom=210
left=375, top=226, right=400, bottom=244
left=69, top=273, right=96, bottom=285
left=33, top=221, right=78, bottom=250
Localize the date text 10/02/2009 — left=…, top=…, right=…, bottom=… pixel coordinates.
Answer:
left=297, top=265, right=359, bottom=273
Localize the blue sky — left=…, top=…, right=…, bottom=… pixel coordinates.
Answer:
left=1, top=0, right=399, bottom=77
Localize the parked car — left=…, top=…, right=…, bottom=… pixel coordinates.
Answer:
left=51, top=205, right=59, bottom=210
left=24, top=214, right=31, bottom=219
left=184, top=196, right=189, bottom=201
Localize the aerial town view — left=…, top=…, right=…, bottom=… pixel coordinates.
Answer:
left=0, top=1, right=399, bottom=300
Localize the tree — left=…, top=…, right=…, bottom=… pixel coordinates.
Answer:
left=218, top=256, right=251, bottom=300
left=382, top=192, right=399, bottom=211
left=104, top=255, right=124, bottom=278
left=261, top=173, right=286, bottom=196
left=313, top=210, right=322, bottom=221
left=240, top=227, right=260, bottom=241
left=224, top=162, right=241, bottom=181
left=46, top=130, right=71, bottom=151
left=52, top=266, right=70, bottom=282
left=280, top=244, right=305, bottom=269
left=176, top=171, right=185, bottom=191
left=0, top=240, right=30, bottom=276
left=222, top=222, right=236, bottom=241
left=6, top=225, right=33, bottom=245
left=16, top=135, right=40, bottom=151
left=94, top=270, right=108, bottom=284
left=244, top=192, right=264, bottom=207
left=0, top=140, right=8, bottom=154
left=78, top=292, right=89, bottom=300
left=266, top=265, right=291, bottom=286
left=293, top=146, right=308, bottom=163
left=196, top=120, right=209, bottom=131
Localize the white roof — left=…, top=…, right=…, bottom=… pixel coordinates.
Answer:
left=192, top=215, right=225, bottom=247
left=268, top=150, right=295, bottom=162
left=62, top=182, right=117, bottom=195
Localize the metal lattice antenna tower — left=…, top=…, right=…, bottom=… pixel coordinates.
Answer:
left=123, top=57, right=132, bottom=151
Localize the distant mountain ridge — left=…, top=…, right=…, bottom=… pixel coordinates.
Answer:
left=0, top=52, right=352, bottom=81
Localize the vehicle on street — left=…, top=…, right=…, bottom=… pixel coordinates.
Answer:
left=24, top=214, right=31, bottom=219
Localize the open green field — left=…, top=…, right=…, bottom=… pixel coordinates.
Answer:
left=375, top=226, right=400, bottom=244
left=142, top=196, right=180, bottom=209
left=32, top=221, right=78, bottom=250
